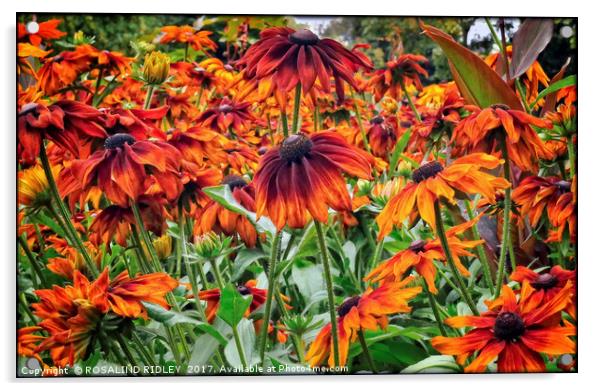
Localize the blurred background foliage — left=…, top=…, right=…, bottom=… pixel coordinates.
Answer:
left=18, top=14, right=576, bottom=82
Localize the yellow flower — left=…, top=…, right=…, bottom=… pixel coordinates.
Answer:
left=152, top=235, right=173, bottom=260
left=143, top=51, right=170, bottom=85
left=18, top=163, right=59, bottom=210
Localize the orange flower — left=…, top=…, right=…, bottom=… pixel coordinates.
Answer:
left=196, top=280, right=290, bottom=323
left=305, top=278, right=421, bottom=367
left=106, top=270, right=178, bottom=319
left=95, top=49, right=132, bottom=76
left=18, top=101, right=106, bottom=164
left=366, top=115, right=400, bottom=159
left=512, top=175, right=576, bottom=243
left=36, top=45, right=97, bottom=96
left=159, top=25, right=217, bottom=52
left=18, top=19, right=66, bottom=46
left=368, top=54, right=429, bottom=102
left=197, top=97, right=255, bottom=135
left=376, top=154, right=510, bottom=239
left=510, top=265, right=576, bottom=318
left=253, top=131, right=373, bottom=230
left=452, top=104, right=553, bottom=172
left=236, top=27, right=372, bottom=104
left=196, top=175, right=258, bottom=247
left=199, top=57, right=237, bottom=89
left=166, top=125, right=229, bottom=167
left=18, top=43, right=51, bottom=78
left=366, top=218, right=483, bottom=293
left=431, top=283, right=575, bottom=373
left=70, top=133, right=182, bottom=206
left=18, top=326, right=45, bottom=362
left=169, top=61, right=215, bottom=88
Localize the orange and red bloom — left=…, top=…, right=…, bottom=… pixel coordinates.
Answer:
left=368, top=54, right=429, bottom=102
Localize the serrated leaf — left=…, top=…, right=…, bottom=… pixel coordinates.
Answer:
left=216, top=284, right=253, bottom=327
left=421, top=22, right=523, bottom=110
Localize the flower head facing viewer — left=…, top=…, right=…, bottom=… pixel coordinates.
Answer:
left=376, top=153, right=510, bottom=240
left=431, top=282, right=575, bottom=372
left=253, top=131, right=373, bottom=230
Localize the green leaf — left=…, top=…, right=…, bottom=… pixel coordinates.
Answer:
left=216, top=284, right=253, bottom=327
left=233, top=248, right=267, bottom=280
left=223, top=318, right=258, bottom=367
left=143, top=302, right=227, bottom=346
left=388, top=127, right=413, bottom=177
left=203, top=185, right=276, bottom=235
left=401, top=355, right=461, bottom=374
left=421, top=22, right=523, bottom=110
left=529, top=75, right=576, bottom=111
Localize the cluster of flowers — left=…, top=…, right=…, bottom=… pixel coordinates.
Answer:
left=17, top=18, right=576, bottom=374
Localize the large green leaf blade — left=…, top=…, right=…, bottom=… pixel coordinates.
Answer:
left=216, top=283, right=253, bottom=327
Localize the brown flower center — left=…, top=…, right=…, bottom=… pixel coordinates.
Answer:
left=494, top=311, right=525, bottom=341
left=408, top=239, right=426, bottom=253
left=337, top=296, right=361, bottom=317
left=237, top=285, right=251, bottom=295
left=531, top=273, right=558, bottom=290
left=104, top=133, right=136, bottom=150
left=289, top=29, right=320, bottom=45
left=370, top=116, right=385, bottom=125
left=412, top=161, right=443, bottom=183
left=555, top=180, right=571, bottom=193
left=490, top=103, right=510, bottom=111
left=279, top=134, right=313, bottom=163
left=222, top=175, right=247, bottom=190
left=218, top=104, right=233, bottom=113
left=19, top=102, right=39, bottom=116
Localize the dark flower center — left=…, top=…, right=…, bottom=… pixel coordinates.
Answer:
left=289, top=29, right=320, bottom=45
left=258, top=146, right=269, bottom=155
left=337, top=296, right=361, bottom=317
left=494, top=311, right=525, bottom=341
left=531, top=273, right=558, bottom=290
left=370, top=116, right=385, bottom=125
left=218, top=104, right=233, bottom=113
left=490, top=103, right=510, bottom=111
left=222, top=175, right=247, bottom=190
left=19, top=102, right=39, bottom=116
left=279, top=134, right=313, bottom=163
left=555, top=180, right=571, bottom=193
left=104, top=133, right=136, bottom=150
left=408, top=239, right=426, bottom=253
left=237, top=285, right=251, bottom=296
left=412, top=161, right=443, bottom=183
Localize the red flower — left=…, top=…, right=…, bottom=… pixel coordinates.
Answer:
left=18, top=19, right=66, bottom=46
left=197, top=97, right=255, bottom=135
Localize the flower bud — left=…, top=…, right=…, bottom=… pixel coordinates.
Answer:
left=193, top=232, right=223, bottom=259
left=143, top=51, right=170, bottom=85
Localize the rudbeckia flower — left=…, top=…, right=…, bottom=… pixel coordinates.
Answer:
left=36, top=45, right=97, bottom=96
left=18, top=100, right=106, bottom=164
left=195, top=280, right=290, bottom=323
left=305, top=278, right=421, bottom=368
left=70, top=133, right=183, bottom=206
left=431, top=283, right=575, bottom=372
left=366, top=115, right=400, bottom=159
left=253, top=131, right=373, bottom=230
left=197, top=97, right=255, bottom=135
left=159, top=25, right=217, bottom=52
left=18, top=326, right=45, bottom=362
left=510, top=265, right=576, bottom=318
left=18, top=19, right=66, bottom=46
left=196, top=175, right=258, bottom=247
left=452, top=104, right=554, bottom=172
left=512, top=175, right=576, bottom=243
left=368, top=54, right=429, bottom=102
left=169, top=61, right=214, bottom=89
left=18, top=163, right=59, bottom=211
left=235, top=27, right=372, bottom=104
left=376, top=154, right=510, bottom=239
left=18, top=43, right=51, bottom=78
left=366, top=218, right=483, bottom=293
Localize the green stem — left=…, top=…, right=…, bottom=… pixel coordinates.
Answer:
left=132, top=332, right=157, bottom=366
left=353, top=97, right=372, bottom=153
left=40, top=141, right=98, bottom=276
left=184, top=43, right=189, bottom=62
left=115, top=334, right=139, bottom=367
left=402, top=83, right=422, bottom=123
left=498, top=18, right=512, bottom=81
left=291, top=83, right=302, bottom=134
left=18, top=236, right=47, bottom=286
left=358, top=328, right=377, bottom=373
left=210, top=258, right=224, bottom=289
left=433, top=200, right=478, bottom=315
left=19, top=292, right=37, bottom=325
left=421, top=278, right=447, bottom=337
left=314, top=105, right=321, bottom=132
left=464, top=199, right=495, bottom=295
left=91, top=68, right=105, bottom=107
left=314, top=221, right=340, bottom=367
left=143, top=85, right=156, bottom=110
left=231, top=322, right=249, bottom=368
left=485, top=18, right=509, bottom=80
left=280, top=112, right=289, bottom=138
left=567, top=136, right=576, bottom=178
left=179, top=205, right=206, bottom=321
left=258, top=231, right=281, bottom=364
left=495, top=136, right=513, bottom=298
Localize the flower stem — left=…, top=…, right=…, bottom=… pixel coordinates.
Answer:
left=280, top=112, right=289, bottom=138
left=353, top=97, right=372, bottom=153
left=178, top=204, right=206, bottom=321
left=91, top=68, right=105, bottom=107
left=463, top=199, right=495, bottom=295
left=291, top=83, right=302, bottom=134
left=433, top=200, right=478, bottom=315
left=567, top=135, right=576, bottom=178
left=314, top=220, right=340, bottom=367
left=358, top=328, right=377, bottom=373
left=115, top=333, right=139, bottom=367
left=421, top=278, right=447, bottom=337
left=402, top=83, right=422, bottom=123
left=39, top=141, right=98, bottom=276
left=209, top=257, right=224, bottom=289
left=231, top=322, right=249, bottom=368
left=258, top=231, right=281, bottom=365
left=314, top=105, right=321, bottom=132
left=143, top=85, right=156, bottom=110
left=18, top=235, right=47, bottom=287
left=132, top=332, right=157, bottom=366
left=495, top=136, right=513, bottom=298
